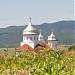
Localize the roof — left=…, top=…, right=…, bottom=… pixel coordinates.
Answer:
left=17, top=41, right=53, bottom=52
left=35, top=41, right=53, bottom=50
left=47, top=32, right=57, bottom=41
left=17, top=44, right=33, bottom=51
left=39, top=33, right=43, bottom=37
left=39, top=32, right=44, bottom=40
left=23, top=22, right=39, bottom=35
left=35, top=44, right=43, bottom=49
left=42, top=41, right=50, bottom=49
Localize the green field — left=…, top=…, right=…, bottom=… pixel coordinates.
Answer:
left=0, top=47, right=75, bottom=75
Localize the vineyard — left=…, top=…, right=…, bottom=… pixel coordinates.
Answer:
left=0, top=47, right=75, bottom=75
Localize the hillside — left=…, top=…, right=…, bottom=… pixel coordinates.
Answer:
left=0, top=20, right=74, bottom=47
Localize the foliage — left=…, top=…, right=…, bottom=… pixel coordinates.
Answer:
left=68, top=44, right=75, bottom=51
left=0, top=49, right=75, bottom=75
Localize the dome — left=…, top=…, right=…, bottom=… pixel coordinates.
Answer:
left=23, top=21, right=39, bottom=35
left=39, top=34, right=43, bottom=38
left=39, top=31, right=44, bottom=40
left=47, top=32, right=57, bottom=41
left=39, top=32, right=43, bottom=38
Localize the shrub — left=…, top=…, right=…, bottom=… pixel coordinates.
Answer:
left=68, top=44, right=75, bottom=51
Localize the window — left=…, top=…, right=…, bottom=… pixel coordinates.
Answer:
left=24, top=37, right=25, bottom=40
left=37, top=37, right=38, bottom=40
left=34, top=37, right=35, bottom=40
left=30, top=37, right=32, bottom=40
left=27, top=37, right=28, bottom=40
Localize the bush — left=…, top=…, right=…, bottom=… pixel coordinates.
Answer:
left=0, top=49, right=75, bottom=75
left=68, top=44, right=75, bottom=51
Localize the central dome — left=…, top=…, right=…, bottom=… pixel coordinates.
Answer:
left=23, top=22, right=39, bottom=35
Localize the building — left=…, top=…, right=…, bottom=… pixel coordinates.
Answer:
left=47, top=31, right=58, bottom=50
left=20, top=18, right=42, bottom=49
left=17, top=18, right=58, bottom=51
left=38, top=30, right=44, bottom=41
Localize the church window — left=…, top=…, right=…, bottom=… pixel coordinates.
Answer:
left=30, top=37, right=32, bottom=40
left=24, top=37, right=25, bottom=40
left=37, top=37, right=38, bottom=40
left=27, top=37, right=28, bottom=40
left=34, top=37, right=35, bottom=40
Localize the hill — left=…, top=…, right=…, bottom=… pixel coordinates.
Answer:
left=0, top=20, right=74, bottom=47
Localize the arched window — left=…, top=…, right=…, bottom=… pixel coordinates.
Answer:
left=24, top=37, right=25, bottom=40
left=27, top=37, right=28, bottom=40
left=34, top=37, right=35, bottom=40
left=30, top=37, right=32, bottom=40
left=37, top=37, right=38, bottom=40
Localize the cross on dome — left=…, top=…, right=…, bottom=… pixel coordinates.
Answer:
left=30, top=17, right=32, bottom=22
left=28, top=17, right=32, bottom=26
left=23, top=17, right=39, bottom=35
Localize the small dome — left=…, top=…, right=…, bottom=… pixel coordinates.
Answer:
left=23, top=21, right=39, bottom=35
left=39, top=32, right=43, bottom=38
left=39, top=31, right=44, bottom=40
left=47, top=32, right=57, bottom=41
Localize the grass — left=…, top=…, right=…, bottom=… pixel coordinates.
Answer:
left=0, top=48, right=14, bottom=55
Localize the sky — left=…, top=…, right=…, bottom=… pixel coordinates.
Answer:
left=0, top=0, right=74, bottom=28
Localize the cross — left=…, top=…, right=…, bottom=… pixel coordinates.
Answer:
left=30, top=17, right=32, bottom=22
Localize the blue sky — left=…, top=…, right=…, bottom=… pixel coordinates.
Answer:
left=0, top=0, right=74, bottom=28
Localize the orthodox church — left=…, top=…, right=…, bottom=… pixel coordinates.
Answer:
left=17, top=18, right=58, bottom=51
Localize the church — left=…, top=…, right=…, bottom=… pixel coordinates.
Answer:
left=17, top=18, right=58, bottom=51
